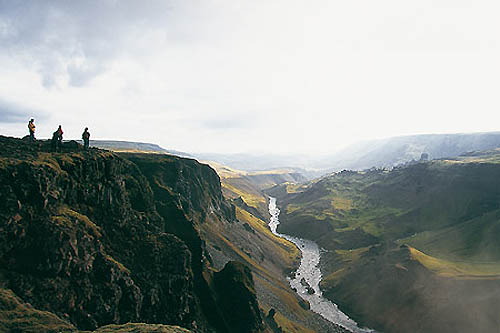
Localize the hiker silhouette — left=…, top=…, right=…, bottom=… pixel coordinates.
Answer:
left=28, top=119, right=36, bottom=142
left=51, top=125, right=63, bottom=151
left=82, top=127, right=90, bottom=150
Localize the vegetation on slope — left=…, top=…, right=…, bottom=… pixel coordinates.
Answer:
left=208, top=161, right=306, bottom=218
left=92, top=323, right=191, bottom=332
left=273, top=149, right=500, bottom=332
left=206, top=162, right=350, bottom=332
left=0, top=287, right=192, bottom=333
left=0, top=288, right=76, bottom=333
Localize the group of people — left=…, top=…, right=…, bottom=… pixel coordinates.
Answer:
left=28, top=118, right=91, bottom=151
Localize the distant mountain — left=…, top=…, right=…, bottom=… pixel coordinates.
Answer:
left=317, top=132, right=500, bottom=171
left=196, top=132, right=500, bottom=176
left=194, top=152, right=310, bottom=171
left=88, top=140, right=192, bottom=157
left=91, top=132, right=500, bottom=177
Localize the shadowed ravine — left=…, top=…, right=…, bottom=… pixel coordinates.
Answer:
left=268, top=197, right=374, bottom=333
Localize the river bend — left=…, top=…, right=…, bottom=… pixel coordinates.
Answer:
left=268, top=197, right=373, bottom=333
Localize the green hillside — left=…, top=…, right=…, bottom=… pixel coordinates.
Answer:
left=271, top=149, right=500, bottom=332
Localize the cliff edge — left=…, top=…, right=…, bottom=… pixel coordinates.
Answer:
left=0, top=136, right=267, bottom=332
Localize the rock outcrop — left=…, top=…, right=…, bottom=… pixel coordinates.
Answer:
left=0, top=136, right=267, bottom=332
left=213, top=261, right=264, bottom=333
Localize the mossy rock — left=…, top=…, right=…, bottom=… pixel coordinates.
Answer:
left=0, top=288, right=76, bottom=333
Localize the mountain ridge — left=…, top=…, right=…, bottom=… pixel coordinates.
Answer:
left=191, top=132, right=500, bottom=176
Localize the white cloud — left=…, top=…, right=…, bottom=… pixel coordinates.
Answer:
left=0, top=0, right=499, bottom=154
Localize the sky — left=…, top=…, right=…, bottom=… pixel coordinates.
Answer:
left=0, top=0, right=499, bottom=154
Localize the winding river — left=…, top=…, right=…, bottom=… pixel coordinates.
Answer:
left=268, top=197, right=373, bottom=333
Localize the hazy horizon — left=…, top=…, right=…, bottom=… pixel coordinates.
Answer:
left=1, top=1, right=500, bottom=154
left=5, top=129, right=500, bottom=157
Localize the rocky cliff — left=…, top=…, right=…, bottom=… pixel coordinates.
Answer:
left=0, top=136, right=267, bottom=332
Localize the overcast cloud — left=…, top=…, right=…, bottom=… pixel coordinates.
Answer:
left=0, top=0, right=499, bottom=154
left=0, top=98, right=47, bottom=123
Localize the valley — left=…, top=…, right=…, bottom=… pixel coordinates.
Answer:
left=3, top=2, right=500, bottom=332
left=269, top=149, right=500, bottom=332
left=2, top=135, right=500, bottom=332
left=268, top=197, right=371, bottom=333
left=206, top=162, right=351, bottom=333
left=0, top=136, right=350, bottom=333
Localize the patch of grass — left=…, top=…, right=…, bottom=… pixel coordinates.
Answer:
left=330, top=196, right=352, bottom=211
left=0, top=157, right=23, bottom=168
left=322, top=267, right=348, bottom=285
left=273, top=311, right=315, bottom=333
left=91, top=323, right=191, bottom=332
left=236, top=208, right=300, bottom=267
left=335, top=246, right=371, bottom=261
left=409, top=246, right=500, bottom=279
left=222, top=181, right=266, bottom=210
left=0, top=288, right=75, bottom=333
left=31, top=153, right=65, bottom=174
left=286, top=204, right=303, bottom=215
left=323, top=247, right=371, bottom=284
left=215, top=230, right=279, bottom=283
left=285, top=183, right=309, bottom=194
left=52, top=206, right=102, bottom=238
left=398, top=209, right=500, bottom=262
left=204, top=161, right=247, bottom=179
left=442, top=148, right=500, bottom=165
left=255, top=276, right=310, bottom=322
left=55, top=153, right=77, bottom=166
left=103, top=254, right=131, bottom=274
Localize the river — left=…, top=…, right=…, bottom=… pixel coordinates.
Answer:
left=268, top=197, right=373, bottom=333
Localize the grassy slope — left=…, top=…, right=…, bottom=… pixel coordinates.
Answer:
left=208, top=161, right=306, bottom=216
left=92, top=323, right=191, bottom=332
left=274, top=150, right=500, bottom=332
left=0, top=288, right=192, bottom=333
left=0, top=288, right=76, bottom=333
left=203, top=163, right=337, bottom=333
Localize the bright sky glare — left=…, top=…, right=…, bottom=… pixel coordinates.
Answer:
left=0, top=0, right=499, bottom=154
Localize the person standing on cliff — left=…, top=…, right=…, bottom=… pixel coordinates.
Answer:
left=82, top=127, right=90, bottom=150
left=28, top=119, right=36, bottom=142
left=51, top=125, right=63, bottom=151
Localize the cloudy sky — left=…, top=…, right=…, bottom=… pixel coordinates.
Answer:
left=0, top=0, right=499, bottom=154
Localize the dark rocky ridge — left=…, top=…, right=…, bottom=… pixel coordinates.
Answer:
left=0, top=136, right=268, bottom=332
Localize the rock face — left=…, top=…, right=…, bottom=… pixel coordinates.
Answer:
left=0, top=136, right=266, bottom=332
left=213, top=261, right=264, bottom=333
